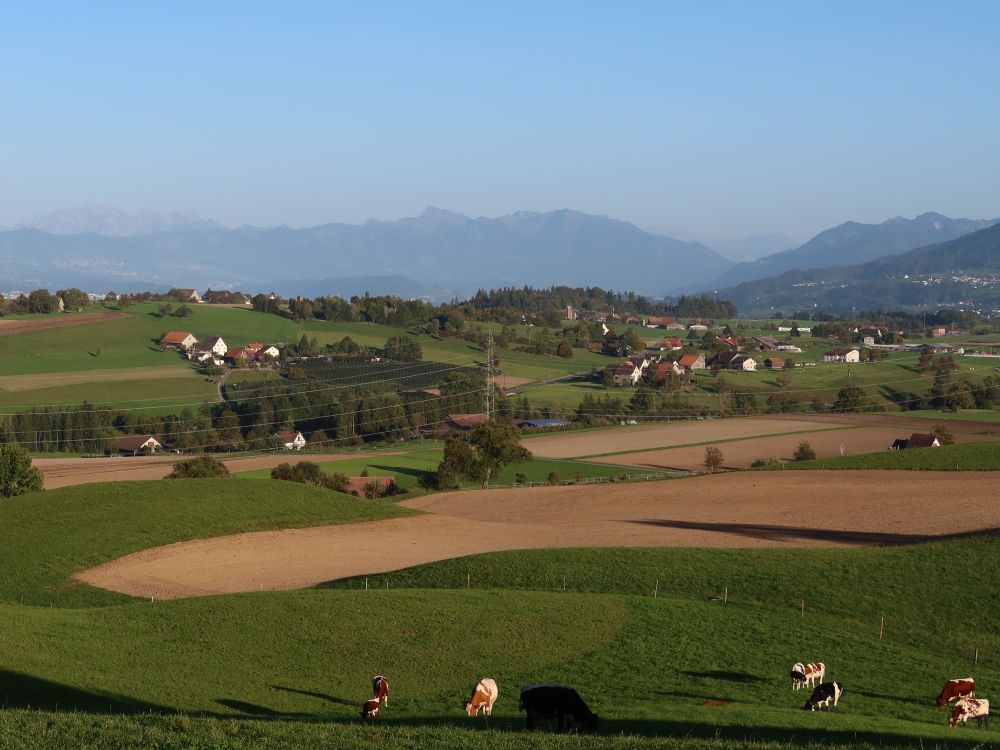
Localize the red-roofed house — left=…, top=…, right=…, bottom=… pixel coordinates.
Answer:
left=662, top=337, right=684, bottom=350
left=444, top=413, right=489, bottom=431
left=160, top=331, right=197, bottom=350
left=275, top=430, right=306, bottom=450
left=677, top=353, right=706, bottom=371
left=114, top=434, right=162, bottom=456
left=225, top=347, right=251, bottom=366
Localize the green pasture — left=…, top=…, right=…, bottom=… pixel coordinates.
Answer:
left=0, top=372, right=218, bottom=414
left=769, top=441, right=1000, bottom=471
left=0, top=479, right=410, bottom=608
left=236, top=447, right=649, bottom=488
left=0, top=474, right=994, bottom=749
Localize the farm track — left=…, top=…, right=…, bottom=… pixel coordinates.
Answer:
left=75, top=470, right=1000, bottom=600
left=0, top=311, right=126, bottom=336
left=36, top=451, right=404, bottom=488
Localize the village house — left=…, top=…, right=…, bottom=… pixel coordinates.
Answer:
left=189, top=335, right=227, bottom=358
left=645, top=315, right=675, bottom=328
left=225, top=347, right=251, bottom=366
left=159, top=331, right=197, bottom=350
left=687, top=323, right=708, bottom=332
left=716, top=352, right=757, bottom=371
left=751, top=336, right=780, bottom=351
left=823, top=347, right=860, bottom=363
left=929, top=326, right=948, bottom=337
left=612, top=362, right=642, bottom=386
left=677, top=353, right=706, bottom=371
left=889, top=432, right=941, bottom=450
left=175, top=288, right=202, bottom=303
left=444, top=413, right=489, bottom=431
left=763, top=357, right=785, bottom=369
left=114, top=434, right=162, bottom=456
left=662, top=336, right=684, bottom=350
left=652, top=358, right=683, bottom=383
left=775, top=343, right=802, bottom=352
left=275, top=429, right=307, bottom=450
left=717, top=336, right=740, bottom=350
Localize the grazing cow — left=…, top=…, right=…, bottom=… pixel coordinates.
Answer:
left=791, top=662, right=826, bottom=690
left=937, top=678, right=975, bottom=706
left=950, top=697, right=989, bottom=729
left=803, top=681, right=844, bottom=711
left=360, top=697, right=381, bottom=718
left=372, top=675, right=389, bottom=707
left=464, top=678, right=499, bottom=717
left=519, top=685, right=598, bottom=732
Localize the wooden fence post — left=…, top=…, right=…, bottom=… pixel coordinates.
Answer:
left=724, top=586, right=728, bottom=604
left=654, top=579, right=659, bottom=598
left=879, top=615, right=884, bottom=640
left=801, top=600, right=804, bottom=618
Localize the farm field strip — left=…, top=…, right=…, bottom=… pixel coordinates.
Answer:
left=521, top=417, right=844, bottom=459
left=0, top=365, right=198, bottom=392
left=75, top=470, right=1000, bottom=600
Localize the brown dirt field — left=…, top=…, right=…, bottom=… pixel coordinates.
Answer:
left=593, top=428, right=994, bottom=471
left=522, top=416, right=844, bottom=459
left=0, top=365, right=196, bottom=393
left=36, top=452, right=402, bottom=489
left=496, top=374, right=534, bottom=389
left=75, top=470, right=1000, bottom=600
left=0, top=311, right=126, bottom=336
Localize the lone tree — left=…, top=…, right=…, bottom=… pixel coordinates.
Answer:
left=704, top=446, right=724, bottom=474
left=0, top=443, right=44, bottom=497
left=793, top=441, right=817, bottom=461
left=932, top=424, right=956, bottom=446
left=833, top=385, right=868, bottom=412
left=436, top=417, right=532, bottom=489
left=168, top=455, right=230, bottom=479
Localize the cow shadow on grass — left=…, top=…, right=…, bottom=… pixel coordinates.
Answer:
left=629, top=520, right=1000, bottom=546
left=680, top=670, right=766, bottom=683
left=0, top=669, right=170, bottom=714
left=270, top=685, right=355, bottom=707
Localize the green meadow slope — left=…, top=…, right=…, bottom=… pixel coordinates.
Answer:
left=0, top=478, right=996, bottom=747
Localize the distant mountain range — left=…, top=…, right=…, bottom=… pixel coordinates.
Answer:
left=16, top=204, right=223, bottom=236
left=711, top=221, right=1000, bottom=316
left=708, top=212, right=998, bottom=288
left=0, top=206, right=733, bottom=301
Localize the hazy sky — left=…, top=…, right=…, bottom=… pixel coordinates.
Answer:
left=2, top=1, right=998, bottom=241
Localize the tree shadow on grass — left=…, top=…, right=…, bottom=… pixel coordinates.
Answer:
left=628, top=519, right=1000, bottom=546
left=0, top=669, right=170, bottom=714
left=368, top=464, right=434, bottom=482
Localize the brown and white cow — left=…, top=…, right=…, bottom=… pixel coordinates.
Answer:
left=803, top=681, right=844, bottom=711
left=950, top=697, right=989, bottom=729
left=937, top=678, right=975, bottom=706
left=463, top=678, right=499, bottom=717
left=372, top=675, right=389, bottom=707
left=791, top=662, right=826, bottom=691
left=360, top=697, right=381, bottom=718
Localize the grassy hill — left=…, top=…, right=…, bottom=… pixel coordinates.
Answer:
left=0, top=479, right=410, bottom=607
left=0, top=475, right=995, bottom=747
left=770, top=441, right=1000, bottom=471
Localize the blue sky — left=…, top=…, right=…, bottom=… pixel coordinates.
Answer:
left=1, top=1, right=998, bottom=241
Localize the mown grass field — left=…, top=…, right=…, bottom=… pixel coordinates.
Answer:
left=236, top=446, right=652, bottom=488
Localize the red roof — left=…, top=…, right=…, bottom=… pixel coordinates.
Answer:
left=160, top=331, right=195, bottom=345
left=275, top=430, right=304, bottom=444
left=226, top=347, right=250, bottom=359
left=445, top=413, right=488, bottom=430
left=678, top=354, right=702, bottom=367
left=114, top=434, right=161, bottom=451
left=663, top=337, right=684, bottom=347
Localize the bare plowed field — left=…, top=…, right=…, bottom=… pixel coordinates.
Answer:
left=0, top=311, right=125, bottom=336
left=37, top=452, right=401, bottom=489
left=76, top=471, right=1000, bottom=600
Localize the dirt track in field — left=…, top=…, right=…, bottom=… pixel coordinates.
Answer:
left=0, top=311, right=126, bottom=336
left=37, top=452, right=402, bottom=489
left=75, top=471, right=1000, bottom=600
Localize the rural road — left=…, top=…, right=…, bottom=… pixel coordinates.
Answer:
left=76, top=470, right=1000, bottom=600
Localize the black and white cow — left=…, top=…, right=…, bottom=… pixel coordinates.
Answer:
left=804, top=681, right=844, bottom=711
left=519, top=685, right=598, bottom=732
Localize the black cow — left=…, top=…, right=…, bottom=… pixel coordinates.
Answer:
left=519, top=685, right=599, bottom=732
left=804, top=681, right=844, bottom=711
